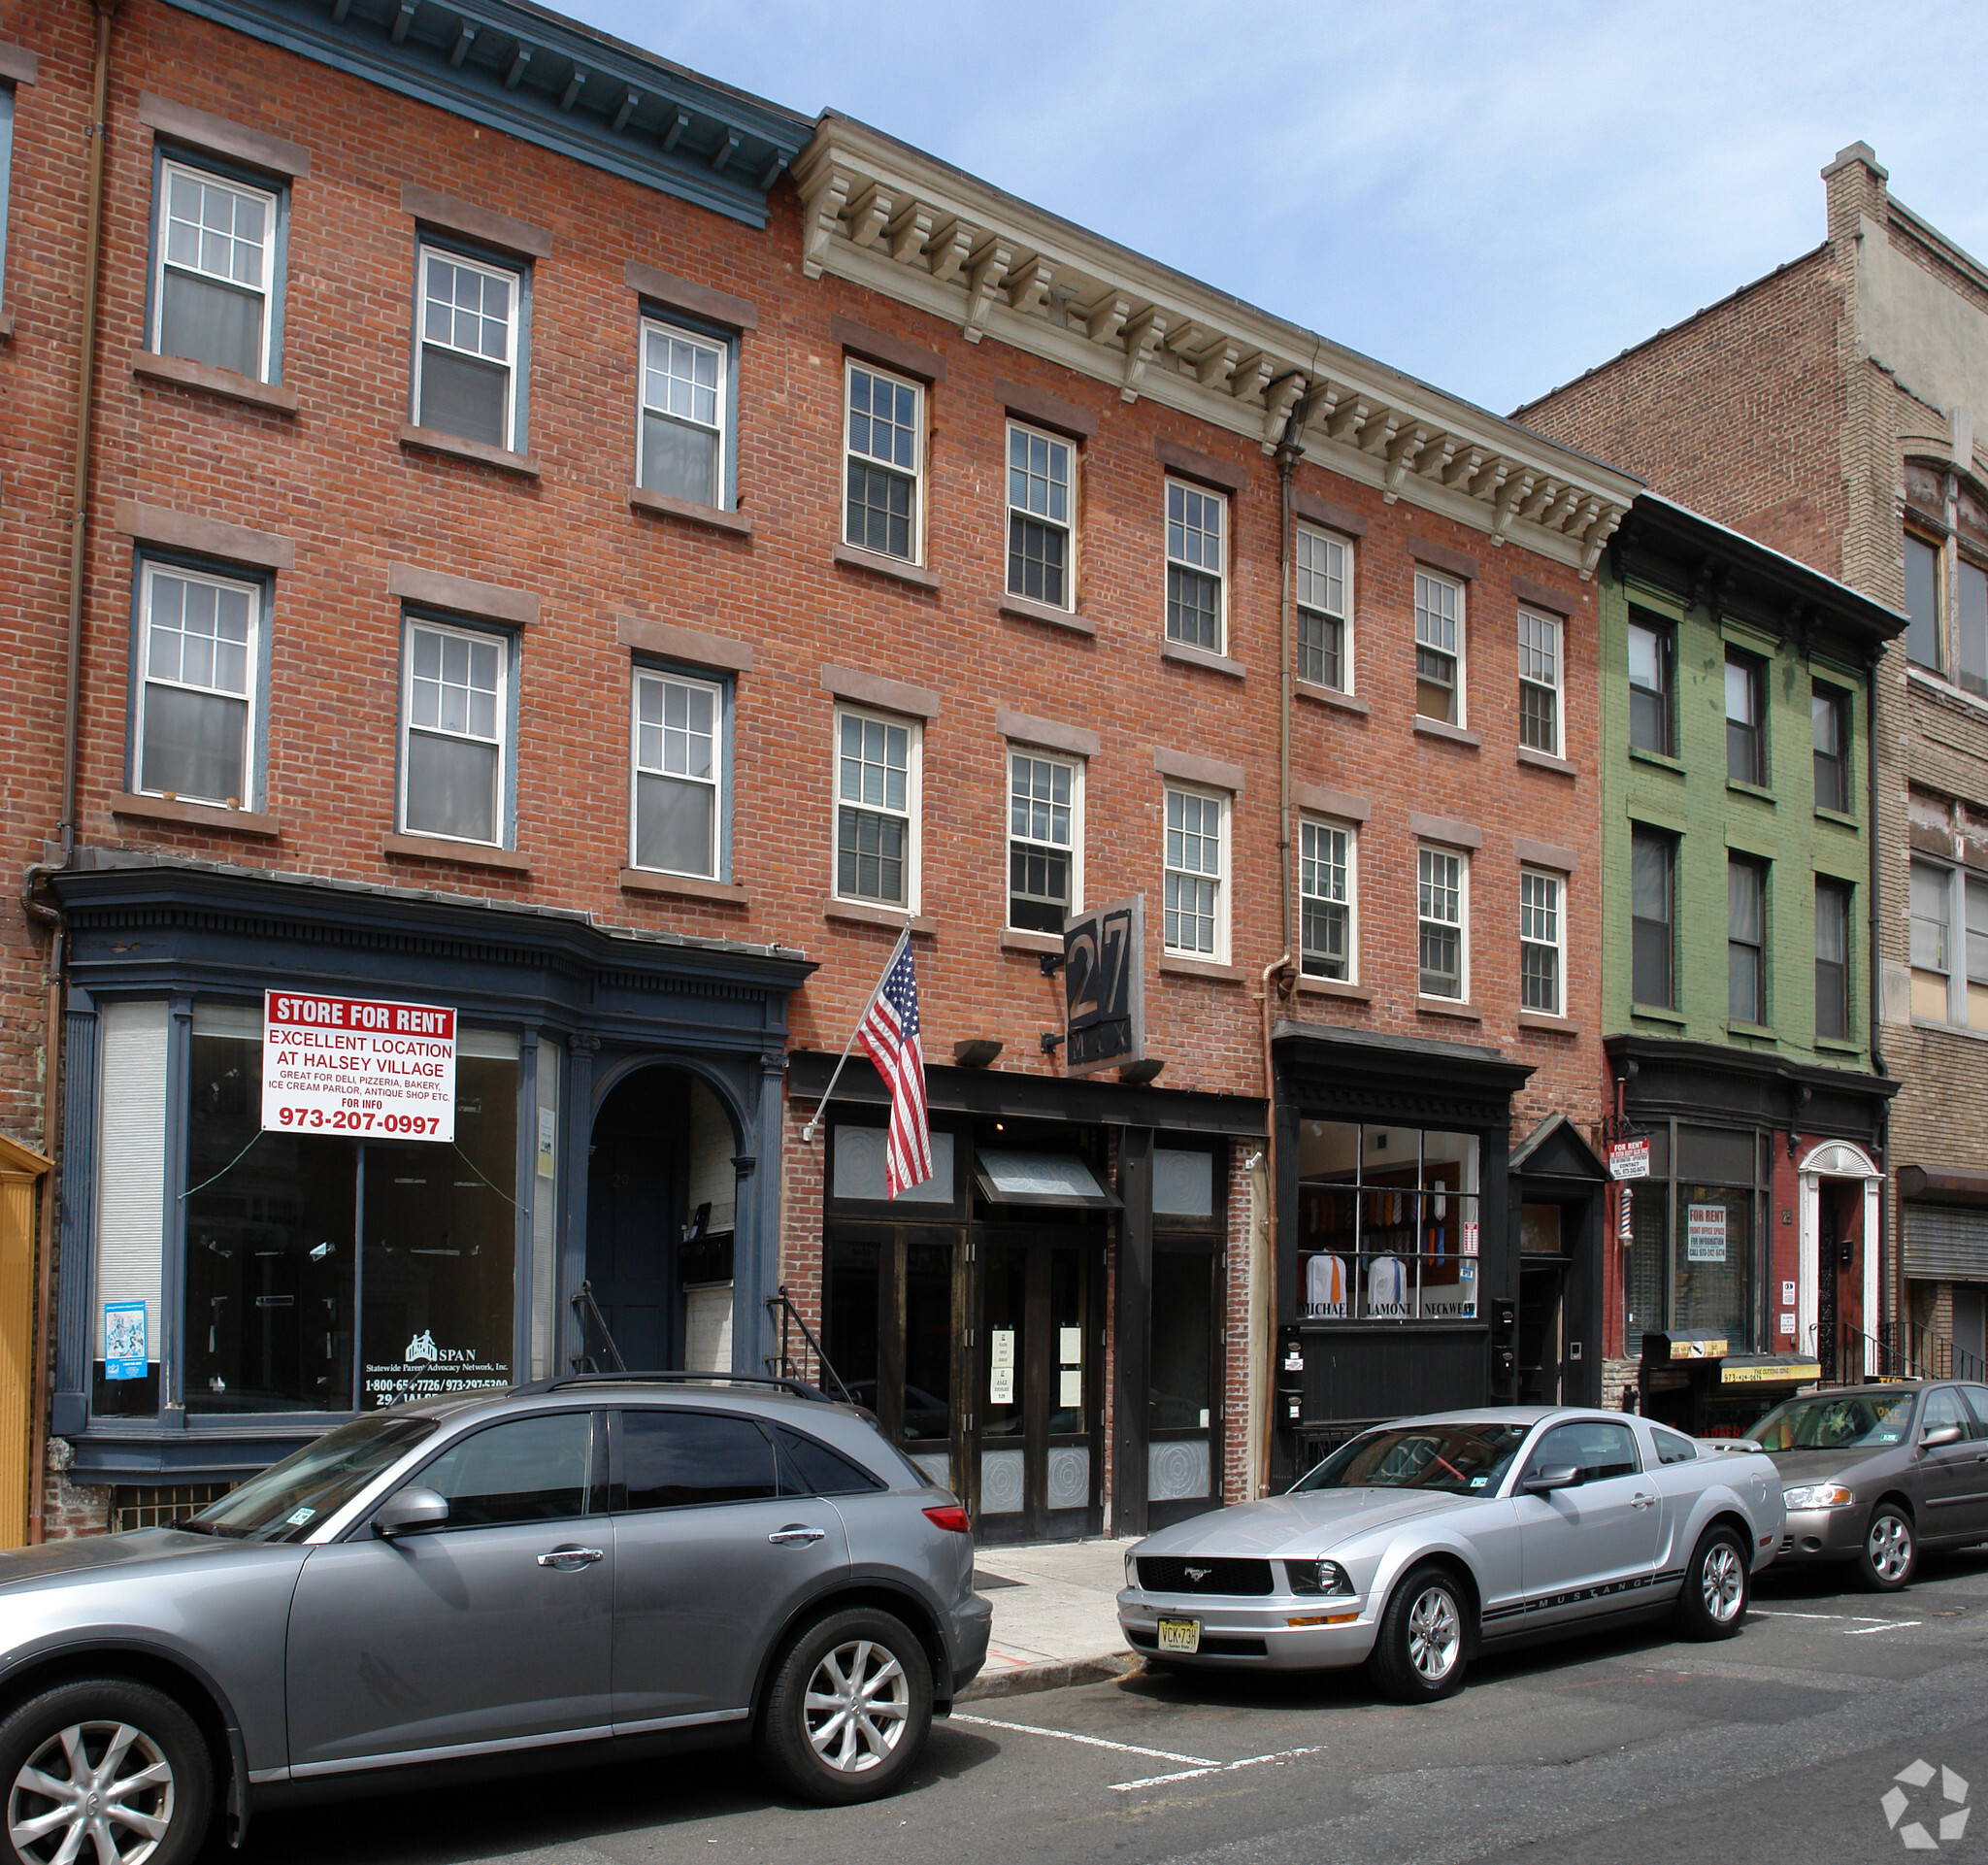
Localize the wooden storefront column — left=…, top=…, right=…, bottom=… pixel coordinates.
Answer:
left=0, top=1136, right=51, bottom=1550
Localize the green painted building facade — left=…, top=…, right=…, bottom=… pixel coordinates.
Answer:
left=1596, top=495, right=1904, bottom=1409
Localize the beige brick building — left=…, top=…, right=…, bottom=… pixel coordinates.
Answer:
left=1520, top=144, right=1988, bottom=1379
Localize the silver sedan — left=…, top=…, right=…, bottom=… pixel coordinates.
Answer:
left=1118, top=1407, right=1784, bottom=1701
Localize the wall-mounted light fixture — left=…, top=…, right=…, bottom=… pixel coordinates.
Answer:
left=952, top=1039, right=1003, bottom=1068
left=1118, top=1057, right=1165, bottom=1086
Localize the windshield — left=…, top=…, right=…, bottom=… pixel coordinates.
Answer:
left=191, top=1415, right=439, bottom=1542
left=1752, top=1390, right=1918, bottom=1452
left=1292, top=1421, right=1532, bottom=1496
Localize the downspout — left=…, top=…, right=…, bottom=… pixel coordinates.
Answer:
left=1867, top=647, right=1891, bottom=1358
left=22, top=0, right=118, bottom=1542
left=1255, top=403, right=1306, bottom=1493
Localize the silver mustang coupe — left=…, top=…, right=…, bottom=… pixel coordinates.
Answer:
left=1118, top=1407, right=1784, bottom=1701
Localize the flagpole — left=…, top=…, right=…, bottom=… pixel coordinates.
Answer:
left=800, top=921, right=912, bottom=1145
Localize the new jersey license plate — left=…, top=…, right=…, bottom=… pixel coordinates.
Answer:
left=1156, top=1617, right=1201, bottom=1653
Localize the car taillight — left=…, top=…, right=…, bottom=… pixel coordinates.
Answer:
left=923, top=1505, right=972, bottom=1533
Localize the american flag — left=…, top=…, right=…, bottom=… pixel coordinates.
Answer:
left=857, top=938, right=933, bottom=1197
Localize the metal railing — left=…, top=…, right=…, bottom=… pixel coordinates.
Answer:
left=569, top=1280, right=627, bottom=1375
left=764, top=1284, right=856, bottom=1406
left=1832, top=1320, right=1987, bottom=1386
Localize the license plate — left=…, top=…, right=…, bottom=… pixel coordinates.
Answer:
left=1156, top=1617, right=1201, bottom=1653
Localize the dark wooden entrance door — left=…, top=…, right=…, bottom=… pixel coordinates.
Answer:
left=1818, top=1192, right=1839, bottom=1382
left=1517, top=1263, right=1564, bottom=1405
left=585, top=1070, right=687, bottom=1370
left=974, top=1227, right=1101, bottom=1545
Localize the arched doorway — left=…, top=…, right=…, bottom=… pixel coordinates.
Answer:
left=585, top=1066, right=739, bottom=1372
left=1797, top=1141, right=1881, bottom=1380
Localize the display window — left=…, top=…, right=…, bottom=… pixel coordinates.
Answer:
left=1296, top=1121, right=1481, bottom=1322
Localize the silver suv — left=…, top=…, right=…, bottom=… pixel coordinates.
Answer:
left=0, top=1375, right=990, bottom=1863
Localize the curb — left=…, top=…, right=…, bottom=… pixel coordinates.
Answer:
left=956, top=1651, right=1140, bottom=1702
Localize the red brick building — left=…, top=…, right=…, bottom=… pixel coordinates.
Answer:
left=0, top=0, right=1634, bottom=1542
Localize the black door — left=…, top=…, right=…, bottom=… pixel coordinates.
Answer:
left=1818, top=1193, right=1839, bottom=1382
left=1517, top=1263, right=1564, bottom=1406
left=1147, top=1244, right=1220, bottom=1530
left=586, top=1070, right=688, bottom=1370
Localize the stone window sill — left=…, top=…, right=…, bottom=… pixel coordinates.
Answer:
left=999, top=593, right=1093, bottom=636
left=1814, top=1035, right=1865, bottom=1055
left=822, top=898, right=935, bottom=936
left=620, top=868, right=748, bottom=906
left=1159, top=952, right=1244, bottom=982
left=999, top=927, right=1062, bottom=956
left=1416, top=995, right=1481, bottom=1020
left=1727, top=1021, right=1778, bottom=1043
left=833, top=543, right=940, bottom=593
left=113, top=792, right=280, bottom=837
left=1161, top=640, right=1244, bottom=680
left=1727, top=779, right=1776, bottom=805
left=397, top=423, right=541, bottom=480
left=382, top=832, right=530, bottom=873
left=1632, top=1002, right=1686, bottom=1025
left=625, top=484, right=753, bottom=537
left=1630, top=745, right=1687, bottom=776
left=1816, top=805, right=1861, bottom=829
left=1296, top=974, right=1373, bottom=1001
left=1516, top=1011, right=1580, bottom=1034
left=1412, top=716, right=1480, bottom=749
left=1518, top=747, right=1578, bottom=779
left=1295, top=681, right=1369, bottom=716
left=132, top=350, right=299, bottom=414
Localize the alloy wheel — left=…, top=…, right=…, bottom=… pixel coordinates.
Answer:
left=803, top=1638, right=912, bottom=1774
left=1870, top=1513, right=1912, bottom=1582
left=1701, top=1540, right=1745, bottom=1622
left=8, top=1720, right=177, bottom=1865
left=1406, top=1584, right=1461, bottom=1683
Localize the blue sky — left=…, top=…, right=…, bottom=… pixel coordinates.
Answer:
left=564, top=0, right=1988, bottom=417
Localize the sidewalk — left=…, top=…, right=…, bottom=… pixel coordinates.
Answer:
left=958, top=1536, right=1143, bottom=1701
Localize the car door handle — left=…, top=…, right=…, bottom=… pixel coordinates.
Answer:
left=537, top=1546, right=605, bottom=1569
left=768, top=1526, right=827, bottom=1546
left=1630, top=1493, right=1657, bottom=1510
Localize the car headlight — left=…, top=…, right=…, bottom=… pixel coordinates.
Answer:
left=1287, top=1558, right=1354, bottom=1596
left=1125, top=1550, right=1139, bottom=1589
left=1783, top=1483, right=1855, bottom=1510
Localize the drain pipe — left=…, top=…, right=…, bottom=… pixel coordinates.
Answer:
left=23, top=0, right=119, bottom=1543
left=1867, top=648, right=1891, bottom=1359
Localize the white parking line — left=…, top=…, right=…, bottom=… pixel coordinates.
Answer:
left=950, top=1713, right=1322, bottom=1794
left=1752, top=1609, right=1922, bottom=1634
left=1845, top=1620, right=1922, bottom=1634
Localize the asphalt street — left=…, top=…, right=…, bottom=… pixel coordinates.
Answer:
left=219, top=1549, right=1988, bottom=1865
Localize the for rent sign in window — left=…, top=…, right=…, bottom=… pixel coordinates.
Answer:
left=261, top=991, right=457, bottom=1141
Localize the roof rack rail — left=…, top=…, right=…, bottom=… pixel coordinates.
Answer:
left=534, top=1370, right=832, bottom=1402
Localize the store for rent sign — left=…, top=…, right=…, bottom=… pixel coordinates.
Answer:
left=1686, top=1203, right=1728, bottom=1263
left=261, top=991, right=456, bottom=1141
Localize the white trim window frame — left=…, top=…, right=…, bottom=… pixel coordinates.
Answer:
left=1910, top=852, right=1988, bottom=1030
left=1007, top=747, right=1081, bottom=933
left=153, top=156, right=279, bottom=383
left=400, top=616, right=510, bottom=847
left=1519, top=867, right=1565, bottom=1016
left=1163, top=783, right=1229, bottom=960
left=1413, top=569, right=1465, bottom=725
left=834, top=705, right=919, bottom=909
left=1296, top=525, right=1351, bottom=691
left=637, top=316, right=729, bottom=509
left=414, top=244, right=522, bottom=452
left=630, top=668, right=725, bottom=880
left=1006, top=421, right=1075, bottom=610
left=1299, top=816, right=1355, bottom=981
left=135, top=560, right=260, bottom=809
left=844, top=361, right=923, bottom=563
left=1165, top=479, right=1226, bottom=653
left=1417, top=844, right=1468, bottom=999
left=1517, top=608, right=1562, bottom=757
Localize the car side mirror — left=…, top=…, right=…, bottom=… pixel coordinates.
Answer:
left=1522, top=1463, right=1582, bottom=1495
left=373, top=1485, right=448, bottom=1538
left=1920, top=1422, right=1965, bottom=1449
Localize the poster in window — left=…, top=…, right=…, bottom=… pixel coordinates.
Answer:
left=1687, top=1204, right=1728, bottom=1263
left=104, top=1303, right=148, bottom=1381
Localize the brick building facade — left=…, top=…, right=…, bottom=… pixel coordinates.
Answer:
left=1521, top=143, right=1988, bottom=1390
left=0, top=0, right=1632, bottom=1542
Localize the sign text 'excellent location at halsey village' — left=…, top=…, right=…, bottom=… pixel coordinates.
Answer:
left=260, top=990, right=457, bottom=1141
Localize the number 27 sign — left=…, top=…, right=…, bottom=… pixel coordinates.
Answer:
left=1063, top=897, right=1145, bottom=1075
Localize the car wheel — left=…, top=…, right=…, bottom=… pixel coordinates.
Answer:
left=1673, top=1524, right=1749, bottom=1640
left=0, top=1678, right=212, bottom=1865
left=759, top=1607, right=933, bottom=1805
left=1365, top=1564, right=1470, bottom=1703
left=1859, top=1504, right=1916, bottom=1592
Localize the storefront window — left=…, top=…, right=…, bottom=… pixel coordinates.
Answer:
left=179, top=1004, right=518, bottom=1416
left=1675, top=1182, right=1752, bottom=1347
left=1619, top=1123, right=1761, bottom=1354
left=1296, top=1121, right=1481, bottom=1322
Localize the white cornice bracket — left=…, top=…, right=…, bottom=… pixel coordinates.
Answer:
left=1260, top=372, right=1307, bottom=451
left=926, top=218, right=977, bottom=283
left=1007, top=256, right=1054, bottom=316
left=887, top=204, right=935, bottom=265
left=1382, top=423, right=1433, bottom=501
left=846, top=182, right=896, bottom=249
left=1084, top=294, right=1131, bottom=345
left=801, top=170, right=851, bottom=280
left=963, top=240, right=1014, bottom=343
left=1121, top=309, right=1169, bottom=402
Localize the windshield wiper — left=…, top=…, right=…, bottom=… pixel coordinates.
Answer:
left=175, top=1518, right=219, bottom=1535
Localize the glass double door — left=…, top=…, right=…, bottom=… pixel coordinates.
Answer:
left=820, top=1223, right=1103, bottom=1544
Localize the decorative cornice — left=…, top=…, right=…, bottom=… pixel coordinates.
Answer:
left=160, top=0, right=811, bottom=229
left=794, top=116, right=1640, bottom=579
